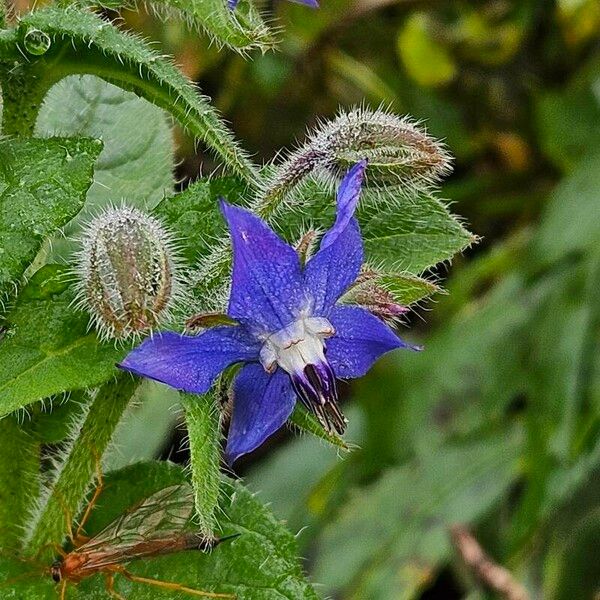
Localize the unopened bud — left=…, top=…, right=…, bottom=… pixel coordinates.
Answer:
left=75, top=206, right=180, bottom=340
left=343, top=270, right=410, bottom=322
left=262, top=107, right=452, bottom=201
left=295, top=229, right=319, bottom=265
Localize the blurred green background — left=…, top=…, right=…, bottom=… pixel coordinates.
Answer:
left=23, top=0, right=600, bottom=597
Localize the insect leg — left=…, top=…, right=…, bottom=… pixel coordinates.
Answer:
left=105, top=572, right=126, bottom=600
left=117, top=568, right=236, bottom=599
left=33, top=542, right=67, bottom=560
left=75, top=450, right=105, bottom=541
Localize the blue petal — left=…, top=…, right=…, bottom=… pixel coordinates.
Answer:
left=289, top=0, right=319, bottom=6
left=227, top=0, right=238, bottom=9
left=326, top=305, right=417, bottom=378
left=321, top=159, right=367, bottom=250
left=304, top=161, right=367, bottom=315
left=119, top=327, right=260, bottom=394
left=226, top=364, right=296, bottom=463
left=220, top=201, right=307, bottom=334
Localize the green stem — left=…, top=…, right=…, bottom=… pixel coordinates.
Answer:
left=0, top=69, right=49, bottom=137
left=181, top=391, right=222, bottom=536
left=25, top=374, right=139, bottom=560
left=0, top=417, right=40, bottom=550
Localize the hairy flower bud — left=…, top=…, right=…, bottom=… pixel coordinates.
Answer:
left=262, top=107, right=452, bottom=201
left=75, top=206, right=180, bottom=340
left=342, top=270, right=418, bottom=322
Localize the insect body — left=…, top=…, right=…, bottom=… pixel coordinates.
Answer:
left=50, top=484, right=236, bottom=599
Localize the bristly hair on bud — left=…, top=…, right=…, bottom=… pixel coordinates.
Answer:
left=74, top=206, right=183, bottom=341
left=261, top=106, right=453, bottom=204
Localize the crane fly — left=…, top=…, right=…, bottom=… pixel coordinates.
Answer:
left=50, top=484, right=237, bottom=600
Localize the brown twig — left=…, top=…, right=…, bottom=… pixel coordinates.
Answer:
left=450, top=524, right=529, bottom=600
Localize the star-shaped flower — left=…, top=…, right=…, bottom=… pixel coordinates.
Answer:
left=119, top=160, right=415, bottom=462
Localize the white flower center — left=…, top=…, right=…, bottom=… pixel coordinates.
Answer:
left=259, top=316, right=335, bottom=375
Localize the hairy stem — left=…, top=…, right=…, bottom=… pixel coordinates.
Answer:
left=181, top=391, right=221, bottom=536
left=0, top=417, right=40, bottom=550
left=25, top=374, right=139, bottom=560
left=0, top=66, right=50, bottom=137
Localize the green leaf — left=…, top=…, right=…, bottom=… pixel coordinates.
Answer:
left=0, top=417, right=40, bottom=550
left=278, top=184, right=475, bottom=275
left=535, top=57, right=600, bottom=172
left=25, top=374, right=139, bottom=560
left=36, top=75, right=174, bottom=256
left=7, top=461, right=319, bottom=598
left=343, top=270, right=440, bottom=308
left=357, top=189, right=475, bottom=273
left=0, top=136, right=101, bottom=300
left=0, top=265, right=126, bottom=417
left=533, top=151, right=600, bottom=267
left=26, top=391, right=87, bottom=444
left=2, top=7, right=259, bottom=184
left=312, top=433, right=521, bottom=598
left=376, top=273, right=440, bottom=305
left=153, top=177, right=246, bottom=268
left=153, top=176, right=248, bottom=307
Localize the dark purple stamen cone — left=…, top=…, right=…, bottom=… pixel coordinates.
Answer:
left=292, top=362, right=346, bottom=434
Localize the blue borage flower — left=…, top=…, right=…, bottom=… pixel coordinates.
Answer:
left=228, top=0, right=318, bottom=11
left=119, top=160, right=417, bottom=462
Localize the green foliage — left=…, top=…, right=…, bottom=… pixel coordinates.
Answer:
left=25, top=374, right=139, bottom=560
left=77, top=0, right=273, bottom=53
left=0, top=417, right=40, bottom=549
left=0, top=7, right=258, bottom=184
left=289, top=404, right=349, bottom=450
left=276, top=183, right=473, bottom=275
left=37, top=75, right=174, bottom=256
left=1, top=461, right=319, bottom=599
left=0, top=266, right=125, bottom=417
left=314, top=434, right=521, bottom=598
left=535, top=58, right=600, bottom=172
left=0, top=137, right=101, bottom=299
left=397, top=13, right=456, bottom=87
left=2, top=0, right=562, bottom=596
left=180, top=391, right=222, bottom=535
left=357, top=190, right=474, bottom=274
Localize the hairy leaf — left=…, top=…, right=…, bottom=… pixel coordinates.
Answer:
left=273, top=183, right=474, bottom=275
left=37, top=75, right=174, bottom=256
left=26, top=374, right=139, bottom=560
left=0, top=265, right=126, bottom=417
left=0, top=417, right=40, bottom=550
left=0, top=136, right=101, bottom=300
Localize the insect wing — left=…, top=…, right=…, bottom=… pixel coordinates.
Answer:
left=76, top=484, right=194, bottom=559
